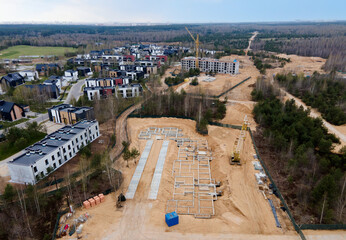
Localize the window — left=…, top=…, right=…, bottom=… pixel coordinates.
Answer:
left=64, top=156, right=67, bottom=161
left=69, top=152, right=72, bottom=158
left=34, top=166, right=38, bottom=172
left=72, top=141, right=74, bottom=146
left=51, top=155, right=55, bottom=161
left=53, top=163, right=56, bottom=169
left=58, top=160, right=62, bottom=165
left=76, top=138, right=78, bottom=143
left=96, top=126, right=98, bottom=130
left=57, top=152, right=61, bottom=157
left=68, top=145, right=71, bottom=150
left=84, top=133, right=87, bottom=137
left=63, top=148, right=66, bottom=153
left=80, top=136, right=83, bottom=140
left=45, top=159, right=49, bottom=165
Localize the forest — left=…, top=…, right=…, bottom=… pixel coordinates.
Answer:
left=132, top=90, right=226, bottom=134
left=275, top=72, right=346, bottom=125
left=1, top=22, right=344, bottom=66
left=251, top=22, right=346, bottom=71
left=252, top=78, right=345, bottom=224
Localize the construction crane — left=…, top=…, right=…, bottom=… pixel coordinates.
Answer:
left=230, top=115, right=250, bottom=165
left=185, top=26, right=200, bottom=68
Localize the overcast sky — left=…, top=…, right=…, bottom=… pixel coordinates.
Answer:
left=0, top=0, right=345, bottom=24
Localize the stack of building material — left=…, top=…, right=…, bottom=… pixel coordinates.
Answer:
left=252, top=161, right=263, bottom=171
left=83, top=201, right=91, bottom=209
left=93, top=196, right=100, bottom=205
left=88, top=198, right=96, bottom=207
left=98, top=193, right=105, bottom=202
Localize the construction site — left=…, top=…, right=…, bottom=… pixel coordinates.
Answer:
left=52, top=28, right=346, bottom=239
left=58, top=116, right=304, bottom=239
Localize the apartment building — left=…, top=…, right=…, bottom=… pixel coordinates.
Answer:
left=48, top=104, right=95, bottom=125
left=84, top=84, right=142, bottom=101
left=181, top=57, right=239, bottom=74
left=8, top=120, right=100, bottom=184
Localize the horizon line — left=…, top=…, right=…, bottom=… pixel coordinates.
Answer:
left=0, top=20, right=345, bottom=26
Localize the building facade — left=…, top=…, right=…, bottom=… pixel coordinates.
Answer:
left=0, top=100, right=25, bottom=121
left=48, top=104, right=95, bottom=125
left=8, top=120, right=100, bottom=184
left=84, top=84, right=142, bottom=101
left=181, top=57, right=239, bottom=74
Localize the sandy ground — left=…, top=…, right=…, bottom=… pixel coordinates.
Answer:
left=221, top=102, right=257, bottom=127
left=303, top=230, right=346, bottom=240
left=266, top=54, right=326, bottom=77
left=182, top=55, right=260, bottom=98
left=62, top=117, right=298, bottom=240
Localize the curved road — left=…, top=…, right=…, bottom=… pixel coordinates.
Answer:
left=110, top=103, right=142, bottom=161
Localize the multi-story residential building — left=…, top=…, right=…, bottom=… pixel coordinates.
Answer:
left=144, top=55, right=167, bottom=63
left=8, top=120, right=100, bottom=184
left=181, top=57, right=239, bottom=74
left=85, top=78, right=128, bottom=88
left=84, top=84, right=142, bottom=101
left=48, top=104, right=95, bottom=125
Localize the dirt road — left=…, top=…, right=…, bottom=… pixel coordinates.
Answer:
left=278, top=86, right=346, bottom=148
left=246, top=31, right=258, bottom=55
left=109, top=103, right=142, bottom=161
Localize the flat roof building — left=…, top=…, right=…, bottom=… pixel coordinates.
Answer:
left=48, top=104, right=95, bottom=125
left=8, top=120, right=100, bottom=184
left=181, top=57, right=239, bottom=75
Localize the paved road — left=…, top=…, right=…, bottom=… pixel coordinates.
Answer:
left=64, top=79, right=85, bottom=104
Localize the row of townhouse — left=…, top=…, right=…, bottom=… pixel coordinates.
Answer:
left=8, top=120, right=100, bottom=184
left=48, top=104, right=95, bottom=125
left=182, top=57, right=240, bottom=75
left=84, top=83, right=142, bottom=100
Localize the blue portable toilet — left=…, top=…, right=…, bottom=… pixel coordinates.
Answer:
left=165, top=211, right=179, bottom=227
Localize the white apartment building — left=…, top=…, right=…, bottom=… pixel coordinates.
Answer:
left=181, top=57, right=239, bottom=74
left=8, top=120, right=100, bottom=184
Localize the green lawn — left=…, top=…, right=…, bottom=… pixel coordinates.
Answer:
left=0, top=132, right=46, bottom=161
left=0, top=45, right=77, bottom=59
left=0, top=118, right=29, bottom=130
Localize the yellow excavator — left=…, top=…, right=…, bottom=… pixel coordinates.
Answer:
left=230, top=115, right=249, bottom=165
left=185, top=26, right=200, bottom=68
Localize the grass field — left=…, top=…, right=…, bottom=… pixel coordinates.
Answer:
left=0, top=45, right=77, bottom=59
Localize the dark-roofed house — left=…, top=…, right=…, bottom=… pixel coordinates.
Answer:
left=24, top=84, right=60, bottom=99
left=77, top=67, right=93, bottom=77
left=0, top=73, right=25, bottom=93
left=48, top=104, right=95, bottom=125
left=36, top=63, right=60, bottom=76
left=0, top=100, right=25, bottom=121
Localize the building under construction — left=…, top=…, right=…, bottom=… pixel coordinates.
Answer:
left=181, top=57, right=239, bottom=74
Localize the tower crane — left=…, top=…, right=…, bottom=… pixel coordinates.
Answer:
left=230, top=115, right=250, bottom=165
left=185, top=27, right=200, bottom=68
